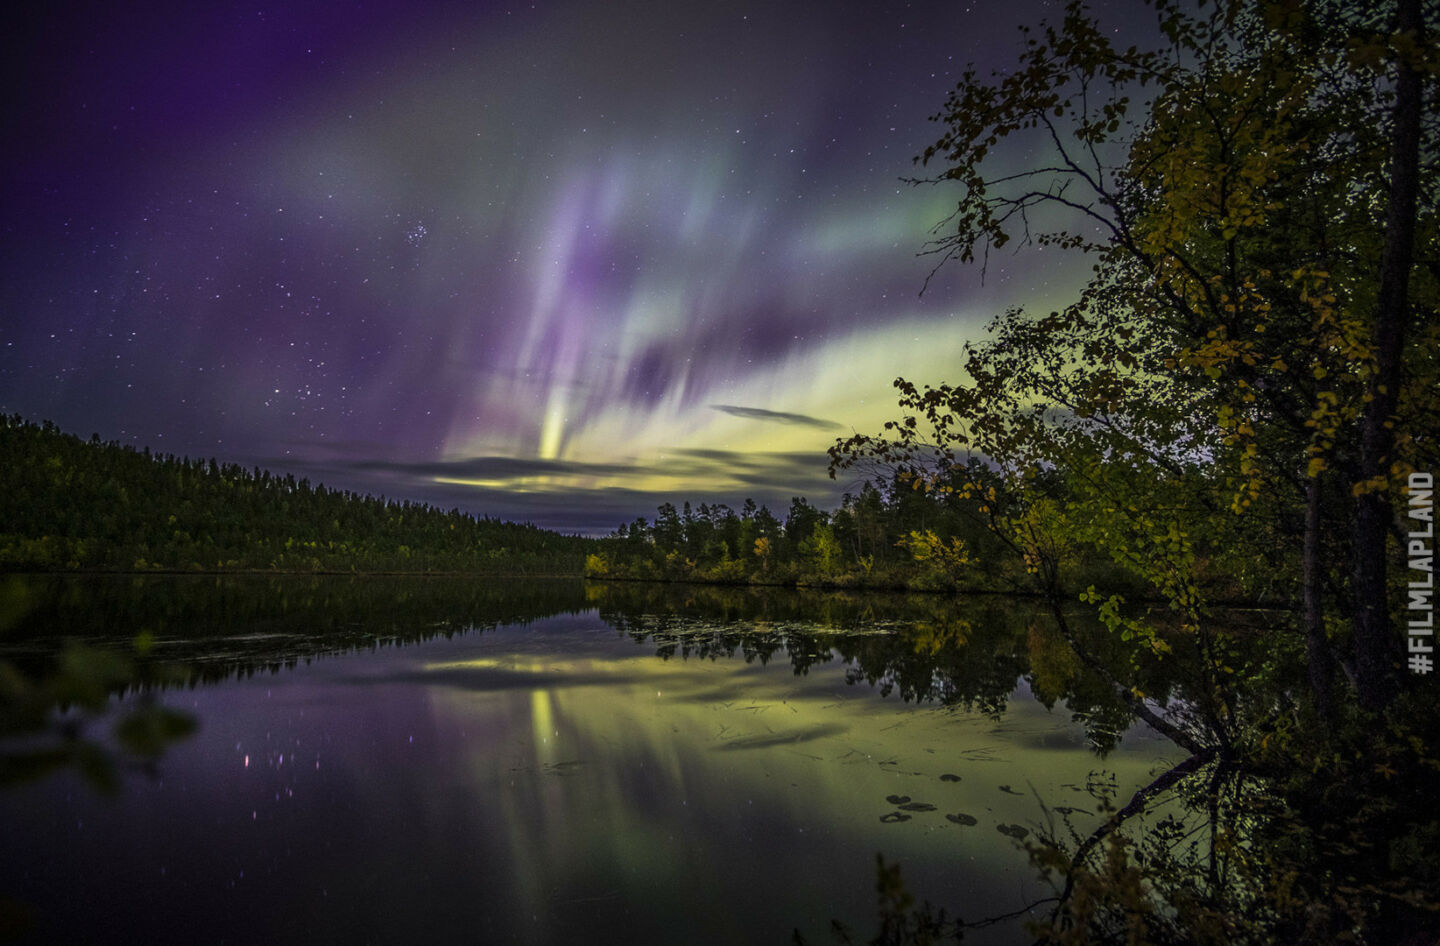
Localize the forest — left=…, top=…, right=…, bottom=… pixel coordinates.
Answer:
left=587, top=476, right=1191, bottom=597
left=0, top=415, right=594, bottom=574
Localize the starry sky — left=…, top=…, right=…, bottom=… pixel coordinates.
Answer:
left=1, top=0, right=1152, bottom=534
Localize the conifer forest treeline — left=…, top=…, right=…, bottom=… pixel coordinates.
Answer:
left=0, top=415, right=592, bottom=574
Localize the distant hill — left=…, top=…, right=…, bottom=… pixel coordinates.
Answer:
left=0, top=415, right=592, bottom=574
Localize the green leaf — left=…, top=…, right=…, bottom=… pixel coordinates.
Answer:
left=114, top=707, right=197, bottom=759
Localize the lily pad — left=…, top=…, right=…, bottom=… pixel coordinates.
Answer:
left=885, top=794, right=911, bottom=805
left=999, top=785, right=1023, bottom=795
left=880, top=812, right=912, bottom=824
left=996, top=823, right=1030, bottom=840
left=898, top=801, right=936, bottom=812
left=945, top=812, right=978, bottom=826
left=939, top=773, right=962, bottom=782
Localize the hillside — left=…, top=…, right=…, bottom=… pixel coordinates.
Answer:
left=0, top=416, right=592, bottom=574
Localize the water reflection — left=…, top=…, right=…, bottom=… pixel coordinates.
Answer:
left=589, top=581, right=1156, bottom=752
left=0, top=576, right=1178, bottom=945
left=0, top=573, right=592, bottom=678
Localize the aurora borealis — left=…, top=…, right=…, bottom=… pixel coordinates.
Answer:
left=2, top=0, right=1144, bottom=533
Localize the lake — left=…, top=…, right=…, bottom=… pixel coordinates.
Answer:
left=0, top=576, right=1177, bottom=945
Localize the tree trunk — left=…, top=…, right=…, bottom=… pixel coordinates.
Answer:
left=1305, top=477, right=1335, bottom=722
left=1352, top=0, right=1424, bottom=713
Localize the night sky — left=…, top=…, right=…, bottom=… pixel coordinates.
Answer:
left=2, top=0, right=1152, bottom=534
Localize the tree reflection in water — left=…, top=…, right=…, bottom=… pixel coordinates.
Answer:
left=4, top=575, right=1436, bottom=943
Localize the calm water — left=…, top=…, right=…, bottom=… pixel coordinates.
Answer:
left=0, top=577, right=1175, bottom=945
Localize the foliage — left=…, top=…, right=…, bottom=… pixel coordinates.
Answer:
left=833, top=0, right=1437, bottom=707
left=0, top=415, right=595, bottom=574
left=0, top=579, right=196, bottom=795
left=589, top=480, right=1145, bottom=593
left=826, top=0, right=1440, bottom=941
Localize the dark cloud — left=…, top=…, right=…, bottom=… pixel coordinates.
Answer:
left=710, top=405, right=841, bottom=430
left=285, top=447, right=830, bottom=485
left=337, top=455, right=648, bottom=481
left=266, top=447, right=842, bottom=535
left=671, top=448, right=821, bottom=467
